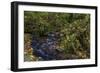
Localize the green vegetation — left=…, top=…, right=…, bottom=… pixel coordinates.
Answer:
left=24, top=11, right=90, bottom=61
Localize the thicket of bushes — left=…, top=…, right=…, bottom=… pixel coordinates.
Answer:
left=24, top=11, right=90, bottom=61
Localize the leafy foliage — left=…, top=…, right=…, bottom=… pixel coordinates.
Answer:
left=24, top=11, right=90, bottom=61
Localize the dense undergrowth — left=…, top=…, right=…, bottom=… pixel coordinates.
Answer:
left=24, top=11, right=90, bottom=61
